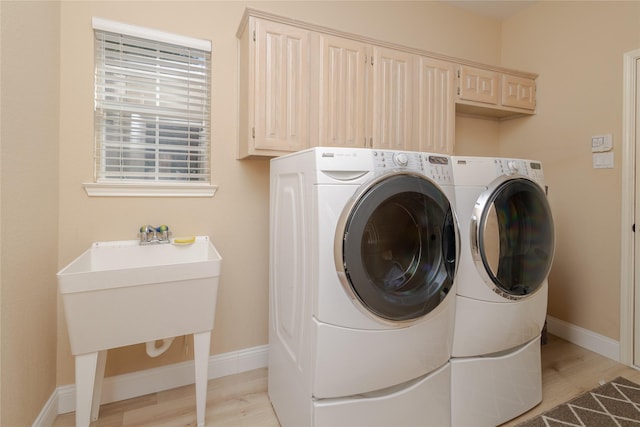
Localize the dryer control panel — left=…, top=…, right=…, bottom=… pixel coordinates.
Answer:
left=495, top=158, right=544, bottom=185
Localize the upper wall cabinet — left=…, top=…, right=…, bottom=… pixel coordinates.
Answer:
left=413, top=56, right=456, bottom=154
left=237, top=16, right=311, bottom=158
left=237, top=9, right=537, bottom=158
left=370, top=46, right=414, bottom=151
left=457, top=66, right=499, bottom=105
left=317, top=37, right=414, bottom=151
left=317, top=34, right=368, bottom=149
left=456, top=65, right=537, bottom=119
left=501, top=74, right=536, bottom=110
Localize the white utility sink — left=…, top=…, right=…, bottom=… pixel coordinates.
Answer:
left=57, top=236, right=222, bottom=427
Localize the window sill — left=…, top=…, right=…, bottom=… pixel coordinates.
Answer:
left=83, top=182, right=218, bottom=197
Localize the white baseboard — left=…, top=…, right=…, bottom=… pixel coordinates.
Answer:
left=33, top=344, right=268, bottom=427
left=546, top=315, right=620, bottom=361
left=31, top=390, right=58, bottom=427
left=34, top=319, right=619, bottom=426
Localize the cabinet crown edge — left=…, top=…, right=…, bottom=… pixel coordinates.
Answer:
left=237, top=7, right=538, bottom=80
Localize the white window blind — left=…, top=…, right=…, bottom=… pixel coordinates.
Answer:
left=93, top=19, right=211, bottom=185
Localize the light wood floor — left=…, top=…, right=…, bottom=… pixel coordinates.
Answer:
left=53, top=334, right=640, bottom=426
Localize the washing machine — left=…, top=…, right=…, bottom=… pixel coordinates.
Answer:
left=269, top=147, right=459, bottom=427
left=449, top=156, right=555, bottom=427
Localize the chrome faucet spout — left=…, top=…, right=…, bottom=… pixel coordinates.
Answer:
left=139, top=225, right=170, bottom=245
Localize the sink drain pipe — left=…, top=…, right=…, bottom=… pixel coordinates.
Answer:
left=146, top=337, right=176, bottom=357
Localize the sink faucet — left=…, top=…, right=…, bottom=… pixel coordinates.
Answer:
left=139, top=225, right=170, bottom=245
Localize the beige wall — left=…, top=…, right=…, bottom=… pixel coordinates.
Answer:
left=1, top=1, right=60, bottom=425
left=454, top=115, right=501, bottom=156
left=55, top=1, right=502, bottom=386
left=4, top=1, right=637, bottom=423
left=499, top=1, right=640, bottom=341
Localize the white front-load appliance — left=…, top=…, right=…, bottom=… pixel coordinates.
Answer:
left=449, top=156, right=555, bottom=427
left=269, top=147, right=459, bottom=427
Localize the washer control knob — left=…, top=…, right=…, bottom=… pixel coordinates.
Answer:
left=507, top=160, right=519, bottom=172
left=394, top=153, right=409, bottom=167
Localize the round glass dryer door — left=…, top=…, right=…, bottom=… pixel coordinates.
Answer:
left=335, top=172, right=457, bottom=323
left=472, top=176, right=554, bottom=299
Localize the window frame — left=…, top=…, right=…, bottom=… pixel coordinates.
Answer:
left=84, top=17, right=217, bottom=197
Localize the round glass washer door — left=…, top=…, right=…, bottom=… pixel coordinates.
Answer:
left=335, top=172, right=458, bottom=323
left=472, top=175, right=554, bottom=299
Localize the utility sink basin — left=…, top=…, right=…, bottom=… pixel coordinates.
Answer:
left=57, top=235, right=222, bottom=427
left=58, top=235, right=221, bottom=354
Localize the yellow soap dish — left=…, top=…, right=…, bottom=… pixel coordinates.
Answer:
left=173, top=236, right=196, bottom=245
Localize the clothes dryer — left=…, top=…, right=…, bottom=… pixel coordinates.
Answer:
left=449, top=156, right=555, bottom=427
left=269, top=147, right=458, bottom=427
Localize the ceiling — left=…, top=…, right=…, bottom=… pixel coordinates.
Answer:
left=441, top=1, right=538, bottom=20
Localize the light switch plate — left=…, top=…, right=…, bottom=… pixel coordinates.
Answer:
left=592, top=134, right=613, bottom=152
left=593, top=152, right=614, bottom=168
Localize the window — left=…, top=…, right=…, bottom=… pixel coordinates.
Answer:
left=85, top=18, right=215, bottom=197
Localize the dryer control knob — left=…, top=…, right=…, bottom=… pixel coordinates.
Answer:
left=394, top=153, right=409, bottom=167
left=508, top=160, right=519, bottom=172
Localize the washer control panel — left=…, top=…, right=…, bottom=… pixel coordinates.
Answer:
left=372, top=150, right=453, bottom=185
left=423, top=154, right=454, bottom=185
left=372, top=150, right=423, bottom=170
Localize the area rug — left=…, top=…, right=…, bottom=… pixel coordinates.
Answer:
left=516, top=377, right=640, bottom=426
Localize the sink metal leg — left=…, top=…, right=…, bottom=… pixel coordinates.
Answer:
left=193, top=331, right=211, bottom=427
left=74, top=350, right=107, bottom=426
left=74, top=352, right=99, bottom=427
left=91, top=350, right=108, bottom=421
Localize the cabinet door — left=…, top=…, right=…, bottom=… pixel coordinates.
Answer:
left=502, top=74, right=536, bottom=111
left=318, top=35, right=368, bottom=148
left=458, top=65, right=498, bottom=105
left=371, top=47, right=413, bottom=150
left=414, top=57, right=455, bottom=154
left=254, top=19, right=310, bottom=152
